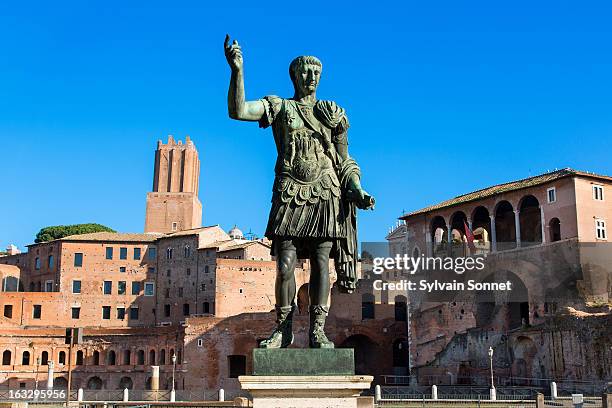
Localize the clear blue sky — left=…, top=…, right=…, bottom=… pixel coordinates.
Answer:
left=1, top=1, right=611, bottom=250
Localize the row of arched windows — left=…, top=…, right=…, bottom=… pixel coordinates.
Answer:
left=1, top=347, right=180, bottom=367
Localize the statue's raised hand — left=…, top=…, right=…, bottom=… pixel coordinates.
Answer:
left=224, top=34, right=243, bottom=72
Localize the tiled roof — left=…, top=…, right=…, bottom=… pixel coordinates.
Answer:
left=218, top=241, right=270, bottom=252
left=59, top=232, right=162, bottom=243
left=401, top=168, right=611, bottom=219
left=200, top=239, right=269, bottom=251
left=163, top=225, right=220, bottom=237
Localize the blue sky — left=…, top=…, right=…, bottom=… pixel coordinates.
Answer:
left=1, top=1, right=611, bottom=249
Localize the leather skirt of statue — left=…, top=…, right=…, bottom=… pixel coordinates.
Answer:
left=265, top=127, right=346, bottom=250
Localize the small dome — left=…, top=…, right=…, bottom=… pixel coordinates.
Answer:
left=228, top=225, right=244, bottom=240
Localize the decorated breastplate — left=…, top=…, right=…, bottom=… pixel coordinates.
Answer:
left=281, top=102, right=333, bottom=182
left=274, top=101, right=341, bottom=205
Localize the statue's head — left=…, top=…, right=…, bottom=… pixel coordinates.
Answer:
left=289, top=56, right=322, bottom=95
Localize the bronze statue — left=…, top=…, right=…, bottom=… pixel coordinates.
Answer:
left=224, top=35, right=374, bottom=349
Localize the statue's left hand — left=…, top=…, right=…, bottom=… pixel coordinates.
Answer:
left=348, top=189, right=375, bottom=210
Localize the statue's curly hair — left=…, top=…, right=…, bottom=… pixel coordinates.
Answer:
left=289, top=56, right=322, bottom=86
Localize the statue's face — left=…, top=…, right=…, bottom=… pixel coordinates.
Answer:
left=295, top=63, right=321, bottom=95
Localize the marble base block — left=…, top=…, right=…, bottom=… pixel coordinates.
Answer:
left=239, top=375, right=373, bottom=408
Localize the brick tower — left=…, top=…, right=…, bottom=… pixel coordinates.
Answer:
left=144, top=135, right=202, bottom=233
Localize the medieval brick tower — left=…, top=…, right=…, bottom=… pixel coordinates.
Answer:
left=144, top=135, right=202, bottom=233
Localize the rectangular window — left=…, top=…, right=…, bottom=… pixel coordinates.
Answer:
left=120, top=247, right=128, bottom=260
left=547, top=187, right=556, bottom=203
left=33, top=305, right=42, bottom=319
left=118, top=281, right=126, bottom=295
left=103, top=281, right=112, bottom=295
left=71, top=307, right=80, bottom=319
left=178, top=287, right=184, bottom=297
left=48, top=255, right=54, bottom=270
left=166, top=269, right=171, bottom=277
left=144, top=282, right=155, bottom=296
left=72, top=280, right=81, bottom=294
left=45, top=281, right=53, bottom=292
left=129, top=307, right=139, bottom=320
left=35, top=257, right=41, bottom=270
left=165, top=288, right=170, bottom=298
left=106, top=247, right=113, bottom=260
left=197, top=339, right=203, bottom=347
left=102, top=306, right=111, bottom=320
left=148, top=267, right=155, bottom=274
left=148, top=247, right=157, bottom=260
left=3, top=305, right=13, bottom=318
left=201, top=283, right=206, bottom=291
left=596, top=219, right=607, bottom=240
left=133, top=247, right=141, bottom=260
left=117, top=307, right=126, bottom=319
left=166, top=248, right=173, bottom=259
left=132, top=281, right=141, bottom=295
left=593, top=185, right=604, bottom=201
left=74, top=253, right=83, bottom=267
left=120, top=266, right=126, bottom=273
left=172, top=222, right=178, bottom=232
left=183, top=303, right=190, bottom=316
left=164, top=304, right=171, bottom=317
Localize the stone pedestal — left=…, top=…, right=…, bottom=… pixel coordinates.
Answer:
left=240, top=349, right=374, bottom=408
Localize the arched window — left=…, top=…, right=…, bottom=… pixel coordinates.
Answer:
left=41, top=351, right=49, bottom=365
left=92, top=351, right=100, bottom=366
left=108, top=350, right=116, bottom=366
left=149, top=350, right=156, bottom=365
left=160, top=349, right=166, bottom=365
left=137, top=350, right=145, bottom=365
left=361, top=294, right=375, bottom=320
left=123, top=350, right=131, bottom=365
left=2, top=350, right=11, bottom=365
left=22, top=351, right=31, bottom=365
left=59, top=351, right=66, bottom=365
left=76, top=350, right=84, bottom=366
left=549, top=218, right=561, bottom=242
left=118, top=376, right=133, bottom=390
left=87, top=376, right=103, bottom=390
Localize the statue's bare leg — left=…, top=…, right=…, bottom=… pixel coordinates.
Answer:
left=308, top=240, right=334, bottom=349
left=260, top=239, right=297, bottom=349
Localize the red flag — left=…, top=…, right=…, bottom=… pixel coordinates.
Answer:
left=464, top=220, right=477, bottom=252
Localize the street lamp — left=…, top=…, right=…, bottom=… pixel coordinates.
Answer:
left=171, top=354, right=177, bottom=393
left=488, top=347, right=496, bottom=400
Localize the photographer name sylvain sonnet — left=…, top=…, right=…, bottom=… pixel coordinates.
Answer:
left=373, top=279, right=513, bottom=292
left=371, top=255, right=486, bottom=275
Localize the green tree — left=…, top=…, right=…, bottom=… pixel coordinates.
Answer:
left=35, top=223, right=116, bottom=243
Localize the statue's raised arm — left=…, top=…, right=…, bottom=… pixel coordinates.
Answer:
left=224, top=35, right=265, bottom=121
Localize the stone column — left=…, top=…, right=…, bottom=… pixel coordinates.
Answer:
left=447, top=225, right=452, bottom=256
left=540, top=206, right=546, bottom=244
left=46, top=361, right=54, bottom=389
left=514, top=210, right=521, bottom=248
left=425, top=232, right=432, bottom=257
left=550, top=382, right=557, bottom=399
left=150, top=366, right=160, bottom=391
left=490, top=216, right=497, bottom=252
left=536, top=393, right=545, bottom=408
